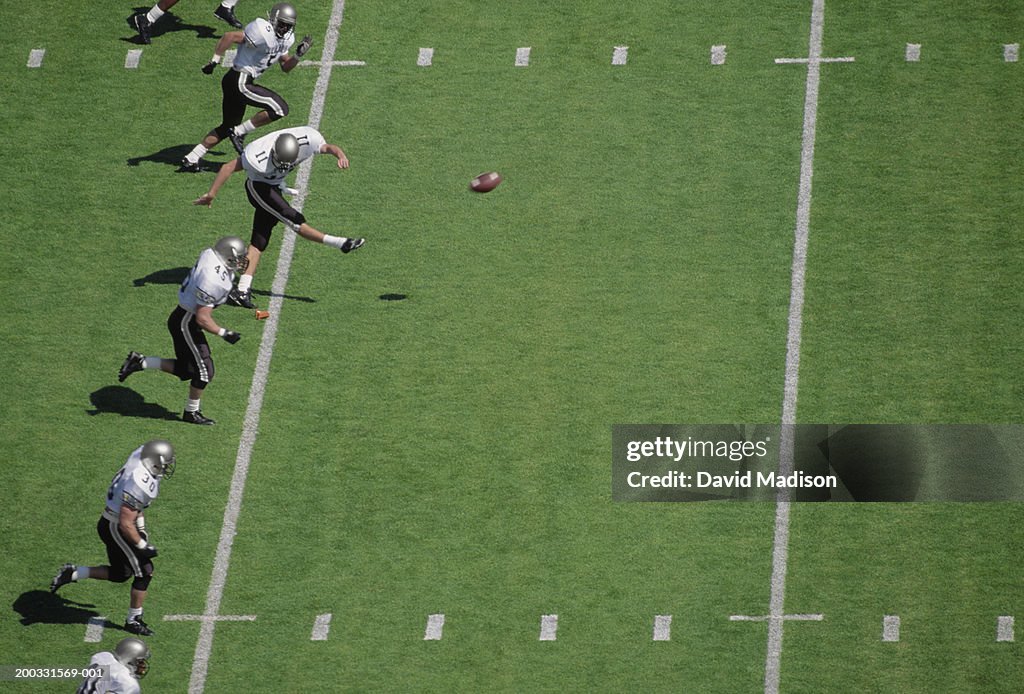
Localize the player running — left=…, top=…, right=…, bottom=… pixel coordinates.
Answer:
left=117, top=236, right=247, bottom=425
left=50, top=441, right=175, bottom=637
left=180, top=3, right=313, bottom=172
left=76, top=637, right=151, bottom=694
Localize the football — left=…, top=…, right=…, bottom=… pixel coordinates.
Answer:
left=470, top=171, right=502, bottom=193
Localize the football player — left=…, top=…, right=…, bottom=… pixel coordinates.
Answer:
left=77, top=637, right=150, bottom=694
left=179, top=3, right=314, bottom=172
left=50, top=441, right=176, bottom=637
left=116, top=236, right=247, bottom=425
left=192, top=126, right=365, bottom=309
left=128, top=0, right=245, bottom=44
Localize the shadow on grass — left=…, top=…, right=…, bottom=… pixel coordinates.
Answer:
left=13, top=590, right=103, bottom=627
left=121, top=10, right=218, bottom=45
left=126, top=144, right=226, bottom=171
left=87, top=386, right=179, bottom=421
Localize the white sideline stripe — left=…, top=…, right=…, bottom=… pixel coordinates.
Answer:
left=905, top=43, right=921, bottom=62
left=882, top=615, right=900, bottom=642
left=424, top=614, right=445, bottom=640
left=299, top=59, right=366, bottom=67
left=998, top=616, right=1015, bottom=642
left=125, top=49, right=142, bottom=69
left=539, top=614, right=558, bottom=640
left=223, top=49, right=236, bottom=68
left=165, top=614, right=256, bottom=622
left=731, top=614, right=823, bottom=622
left=711, top=44, right=727, bottom=65
left=1004, top=44, right=1019, bottom=63
left=775, top=56, right=853, bottom=64
left=27, top=49, right=45, bottom=68
left=84, top=616, right=106, bottom=642
left=612, top=45, right=628, bottom=65
left=652, top=615, right=672, bottom=641
left=765, top=1, right=830, bottom=692
left=311, top=613, right=332, bottom=641
left=185, top=1, right=347, bottom=692
left=515, top=47, right=531, bottom=67
left=418, top=47, right=434, bottom=66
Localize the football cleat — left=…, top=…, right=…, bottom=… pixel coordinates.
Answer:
left=178, top=158, right=202, bottom=173
left=124, top=617, right=155, bottom=636
left=228, top=129, right=246, bottom=154
left=213, top=3, right=243, bottom=28
left=127, top=13, right=152, bottom=44
left=182, top=410, right=216, bottom=426
left=340, top=238, right=365, bottom=254
left=227, top=288, right=255, bottom=309
left=118, top=352, right=144, bottom=382
left=49, top=564, right=76, bottom=593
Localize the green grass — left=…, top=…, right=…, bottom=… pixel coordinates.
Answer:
left=1, top=1, right=1023, bottom=692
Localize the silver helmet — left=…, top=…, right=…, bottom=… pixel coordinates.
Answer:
left=213, top=236, right=249, bottom=273
left=139, top=439, right=175, bottom=479
left=271, top=133, right=300, bottom=173
left=268, top=3, right=296, bottom=37
left=114, top=637, right=151, bottom=679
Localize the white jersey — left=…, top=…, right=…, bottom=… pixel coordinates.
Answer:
left=242, top=126, right=327, bottom=185
left=178, top=248, right=234, bottom=313
left=76, top=651, right=140, bottom=694
left=232, top=18, right=295, bottom=78
left=104, top=446, right=159, bottom=515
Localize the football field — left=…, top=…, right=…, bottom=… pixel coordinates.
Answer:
left=2, top=0, right=1024, bottom=691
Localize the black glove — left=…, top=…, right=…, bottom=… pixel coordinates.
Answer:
left=137, top=544, right=158, bottom=559
left=222, top=330, right=242, bottom=344
left=295, top=35, right=313, bottom=58
left=201, top=61, right=217, bottom=74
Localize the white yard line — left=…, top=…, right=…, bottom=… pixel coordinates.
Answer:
left=539, top=614, right=558, bottom=641
left=424, top=614, right=445, bottom=640
left=997, top=616, right=1015, bottom=642
left=125, top=49, right=142, bottom=69
left=515, top=47, right=532, bottom=67
left=711, top=45, right=727, bottom=65
left=418, top=47, right=435, bottom=67
left=27, top=49, right=45, bottom=68
left=765, top=1, right=834, bottom=692
left=652, top=615, right=672, bottom=641
left=84, top=616, right=106, bottom=642
left=1004, top=44, right=1019, bottom=63
left=612, top=46, right=629, bottom=66
left=905, top=43, right=921, bottom=62
left=882, top=615, right=900, bottom=642
left=311, top=613, right=333, bottom=641
left=185, top=1, right=348, bottom=692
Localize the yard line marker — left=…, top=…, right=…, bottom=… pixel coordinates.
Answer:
left=515, top=47, right=531, bottom=67
left=418, top=47, right=434, bottom=66
left=998, top=616, right=1015, bottom=642
left=763, top=2, right=844, bottom=692
left=311, top=613, right=332, bottom=641
left=711, top=44, right=727, bottom=65
left=84, top=616, right=106, bottom=642
left=223, top=49, right=236, bottom=68
left=299, top=60, right=366, bottom=67
left=185, top=1, right=348, bottom=692
left=612, top=45, right=628, bottom=65
left=27, top=49, right=45, bottom=68
left=424, top=613, right=445, bottom=640
left=775, top=56, right=853, bottom=64
left=539, top=614, right=558, bottom=641
left=730, top=614, right=823, bottom=622
left=652, top=615, right=672, bottom=641
left=1004, top=44, right=1019, bottom=63
left=165, top=614, right=257, bottom=622
left=882, top=615, right=900, bottom=642
left=905, top=43, right=921, bottom=62
left=125, top=49, right=142, bottom=69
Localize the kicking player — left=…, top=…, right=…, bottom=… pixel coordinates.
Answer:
left=117, top=236, right=247, bottom=425
left=50, top=441, right=175, bottom=637
left=179, top=3, right=313, bottom=172
left=77, top=637, right=151, bottom=694
left=193, top=126, right=365, bottom=309
left=128, top=0, right=245, bottom=43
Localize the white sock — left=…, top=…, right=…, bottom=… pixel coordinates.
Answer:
left=72, top=566, right=87, bottom=581
left=221, top=0, right=238, bottom=7
left=146, top=6, right=165, bottom=23
left=322, top=234, right=347, bottom=249
left=142, top=357, right=161, bottom=370
left=127, top=607, right=143, bottom=622
left=234, top=120, right=256, bottom=136
left=185, top=398, right=201, bottom=413
left=237, top=274, right=253, bottom=292
left=185, top=144, right=208, bottom=164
